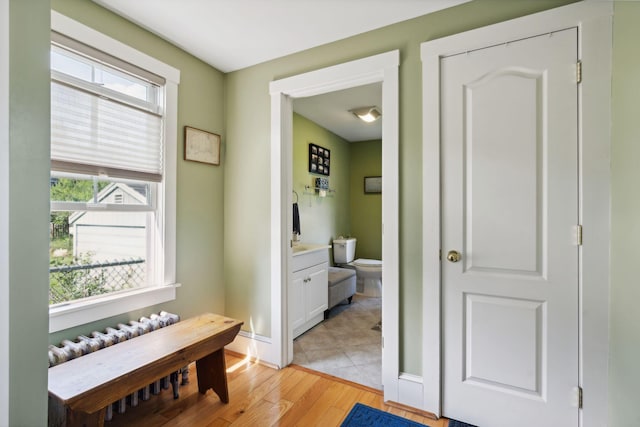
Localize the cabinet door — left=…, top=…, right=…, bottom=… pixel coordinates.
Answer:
left=305, top=263, right=328, bottom=320
left=290, top=271, right=306, bottom=333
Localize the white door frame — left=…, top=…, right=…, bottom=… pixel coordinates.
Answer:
left=421, top=2, right=612, bottom=424
left=269, top=50, right=401, bottom=400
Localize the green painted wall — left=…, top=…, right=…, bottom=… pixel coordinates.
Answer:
left=292, top=114, right=382, bottom=263
left=8, top=1, right=51, bottom=424
left=224, top=0, right=575, bottom=372
left=609, top=3, right=640, bottom=425
left=19, top=0, right=640, bottom=423
left=350, top=140, right=382, bottom=260
left=49, top=0, right=227, bottom=343
left=292, top=113, right=351, bottom=249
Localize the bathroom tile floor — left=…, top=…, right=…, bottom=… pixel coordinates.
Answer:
left=293, top=294, right=382, bottom=390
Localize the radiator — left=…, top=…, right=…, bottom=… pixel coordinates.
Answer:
left=48, top=311, right=189, bottom=422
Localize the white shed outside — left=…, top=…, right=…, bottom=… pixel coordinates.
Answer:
left=68, top=183, right=148, bottom=262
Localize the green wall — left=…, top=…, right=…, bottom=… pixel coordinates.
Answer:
left=14, top=0, right=640, bottom=424
left=8, top=1, right=51, bottom=424
left=292, top=114, right=382, bottom=263
left=224, top=0, right=576, bottom=373
left=49, top=0, right=228, bottom=343
left=292, top=113, right=351, bottom=248
left=609, top=3, right=640, bottom=425
left=350, top=140, right=382, bottom=260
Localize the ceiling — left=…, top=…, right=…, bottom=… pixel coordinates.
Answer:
left=93, top=0, right=470, bottom=141
left=294, top=83, right=383, bottom=142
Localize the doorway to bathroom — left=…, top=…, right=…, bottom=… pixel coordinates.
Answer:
left=269, top=50, right=400, bottom=402
left=289, top=84, right=383, bottom=389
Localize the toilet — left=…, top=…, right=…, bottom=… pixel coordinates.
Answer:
left=332, top=237, right=382, bottom=297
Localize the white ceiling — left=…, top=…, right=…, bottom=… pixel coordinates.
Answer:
left=93, top=0, right=470, bottom=140
left=294, top=83, right=383, bottom=142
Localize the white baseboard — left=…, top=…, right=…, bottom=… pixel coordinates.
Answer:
left=225, top=330, right=281, bottom=368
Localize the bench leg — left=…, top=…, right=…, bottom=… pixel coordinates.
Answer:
left=49, top=399, right=106, bottom=427
left=196, top=349, right=229, bottom=403
left=67, top=408, right=106, bottom=427
left=50, top=396, right=105, bottom=427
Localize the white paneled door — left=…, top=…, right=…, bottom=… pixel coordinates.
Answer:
left=441, top=28, right=579, bottom=426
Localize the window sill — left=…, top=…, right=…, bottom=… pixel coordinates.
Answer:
left=49, top=283, right=180, bottom=333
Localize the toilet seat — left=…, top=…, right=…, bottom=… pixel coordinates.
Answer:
left=353, top=258, right=382, bottom=270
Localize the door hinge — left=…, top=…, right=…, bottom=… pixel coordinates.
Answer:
left=577, top=225, right=583, bottom=246
left=578, top=386, right=583, bottom=409
left=439, top=249, right=442, bottom=261
left=571, top=386, right=583, bottom=408
left=576, top=61, right=582, bottom=84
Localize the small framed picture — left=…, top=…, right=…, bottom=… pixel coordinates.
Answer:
left=364, top=176, right=382, bottom=194
left=184, top=126, right=221, bottom=165
left=308, top=143, right=330, bottom=175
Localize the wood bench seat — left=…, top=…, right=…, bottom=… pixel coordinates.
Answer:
left=48, top=313, right=243, bottom=427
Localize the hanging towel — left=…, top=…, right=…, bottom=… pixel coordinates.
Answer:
left=292, top=202, right=301, bottom=235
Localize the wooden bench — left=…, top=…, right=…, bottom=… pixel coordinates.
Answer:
left=48, top=313, right=243, bottom=427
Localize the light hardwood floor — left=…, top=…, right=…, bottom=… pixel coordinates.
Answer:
left=107, top=351, right=450, bottom=426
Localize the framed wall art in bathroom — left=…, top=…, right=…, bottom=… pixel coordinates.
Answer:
left=308, top=143, right=330, bottom=175
left=364, top=176, right=382, bottom=194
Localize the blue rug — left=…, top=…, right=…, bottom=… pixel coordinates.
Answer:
left=341, top=403, right=426, bottom=426
left=448, top=420, right=477, bottom=427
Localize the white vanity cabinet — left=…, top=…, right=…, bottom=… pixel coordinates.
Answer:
left=291, top=245, right=329, bottom=339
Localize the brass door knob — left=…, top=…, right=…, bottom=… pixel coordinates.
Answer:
left=447, top=250, right=461, bottom=263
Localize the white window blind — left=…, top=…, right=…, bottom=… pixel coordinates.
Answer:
left=50, top=34, right=165, bottom=183
left=51, top=81, right=163, bottom=182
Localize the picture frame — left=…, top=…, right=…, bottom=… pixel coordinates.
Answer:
left=364, top=176, right=382, bottom=194
left=184, top=126, right=221, bottom=165
left=308, top=143, right=330, bottom=175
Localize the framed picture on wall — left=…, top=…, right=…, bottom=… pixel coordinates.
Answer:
left=308, top=143, right=330, bottom=175
left=364, top=176, right=382, bottom=194
left=184, top=126, right=221, bottom=165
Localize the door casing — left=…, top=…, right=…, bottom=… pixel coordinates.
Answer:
left=269, top=50, right=401, bottom=401
left=421, top=2, right=612, bottom=424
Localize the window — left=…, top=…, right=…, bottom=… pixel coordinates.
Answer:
left=49, top=12, right=180, bottom=332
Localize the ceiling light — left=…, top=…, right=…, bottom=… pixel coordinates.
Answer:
left=350, top=106, right=381, bottom=123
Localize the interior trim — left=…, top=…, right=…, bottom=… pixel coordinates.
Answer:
left=421, top=2, right=612, bottom=422
left=269, top=50, right=400, bottom=402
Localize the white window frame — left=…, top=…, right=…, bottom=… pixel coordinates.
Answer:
left=49, top=11, right=181, bottom=333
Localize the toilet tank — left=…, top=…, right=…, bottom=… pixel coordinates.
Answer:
left=333, top=237, right=356, bottom=264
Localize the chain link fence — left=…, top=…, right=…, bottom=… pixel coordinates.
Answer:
left=49, top=258, right=145, bottom=305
